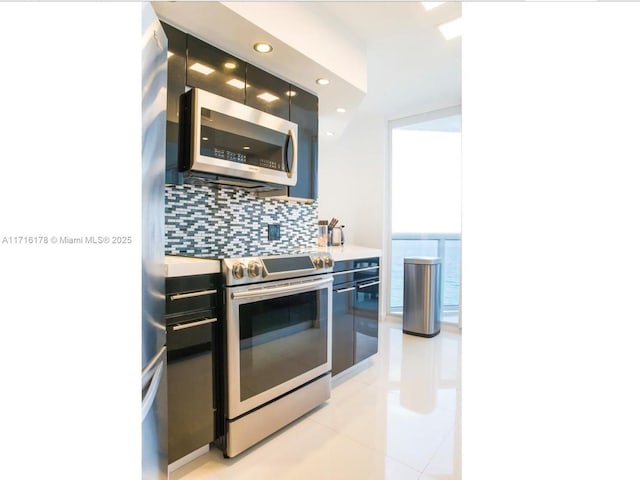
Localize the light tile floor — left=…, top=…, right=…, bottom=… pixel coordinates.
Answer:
left=172, top=320, right=461, bottom=480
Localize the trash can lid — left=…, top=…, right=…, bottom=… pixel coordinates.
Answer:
left=404, top=256, right=441, bottom=264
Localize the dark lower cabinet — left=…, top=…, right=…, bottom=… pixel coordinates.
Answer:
left=165, top=274, right=223, bottom=464
left=332, top=283, right=356, bottom=376
left=354, top=279, right=380, bottom=363
left=167, top=322, right=214, bottom=463
left=331, top=258, right=380, bottom=376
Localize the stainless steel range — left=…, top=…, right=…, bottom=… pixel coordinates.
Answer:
left=221, top=252, right=334, bottom=458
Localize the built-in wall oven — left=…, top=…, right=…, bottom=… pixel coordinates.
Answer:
left=221, top=253, right=334, bottom=458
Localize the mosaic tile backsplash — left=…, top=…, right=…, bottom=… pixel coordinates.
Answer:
left=165, top=184, right=318, bottom=257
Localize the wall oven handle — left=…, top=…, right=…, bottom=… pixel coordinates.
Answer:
left=171, top=317, right=217, bottom=331
left=358, top=280, right=380, bottom=289
left=231, top=277, right=332, bottom=300
left=335, top=286, right=356, bottom=293
left=169, top=289, right=217, bottom=301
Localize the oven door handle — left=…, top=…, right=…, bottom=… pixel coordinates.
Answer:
left=231, top=277, right=332, bottom=300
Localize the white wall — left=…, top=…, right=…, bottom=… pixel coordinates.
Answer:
left=317, top=27, right=460, bottom=252
left=317, top=110, right=386, bottom=249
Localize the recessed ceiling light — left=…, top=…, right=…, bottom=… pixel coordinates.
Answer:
left=422, top=1, right=445, bottom=11
left=286, top=90, right=297, bottom=97
left=326, top=131, right=334, bottom=136
left=253, top=42, right=273, bottom=54
left=224, top=62, right=237, bottom=69
left=336, top=107, right=346, bottom=113
left=167, top=51, right=174, bottom=58
left=257, top=92, right=279, bottom=103
left=242, top=146, right=251, bottom=150
left=226, top=78, right=247, bottom=89
left=438, top=17, right=462, bottom=40
left=189, top=62, right=214, bottom=75
left=202, top=137, right=208, bottom=141
left=316, top=78, right=330, bottom=86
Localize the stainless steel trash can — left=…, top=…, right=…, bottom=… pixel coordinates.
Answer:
left=403, top=257, right=441, bottom=337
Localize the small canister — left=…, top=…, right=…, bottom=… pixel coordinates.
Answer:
left=317, top=220, right=329, bottom=247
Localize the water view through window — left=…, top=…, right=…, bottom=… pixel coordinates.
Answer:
left=390, top=114, right=461, bottom=320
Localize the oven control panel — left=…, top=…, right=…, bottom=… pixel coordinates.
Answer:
left=222, top=254, right=333, bottom=286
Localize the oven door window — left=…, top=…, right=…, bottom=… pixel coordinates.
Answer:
left=237, top=289, right=328, bottom=402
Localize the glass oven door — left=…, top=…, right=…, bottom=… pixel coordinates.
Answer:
left=226, top=275, right=332, bottom=419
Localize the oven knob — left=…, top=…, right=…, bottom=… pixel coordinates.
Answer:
left=247, top=261, right=261, bottom=278
left=312, top=256, right=323, bottom=269
left=322, top=256, right=333, bottom=268
left=232, top=262, right=246, bottom=279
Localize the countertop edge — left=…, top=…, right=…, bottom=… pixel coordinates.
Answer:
left=164, top=255, right=221, bottom=277
left=322, top=245, right=382, bottom=262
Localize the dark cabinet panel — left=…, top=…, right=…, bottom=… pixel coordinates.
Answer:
left=289, top=87, right=318, bottom=200
left=167, top=323, right=213, bottom=463
left=245, top=64, right=291, bottom=119
left=331, top=258, right=380, bottom=376
left=162, top=21, right=186, bottom=184
left=332, top=285, right=356, bottom=376
left=354, top=279, right=380, bottom=363
left=186, top=35, right=246, bottom=104
left=165, top=273, right=223, bottom=462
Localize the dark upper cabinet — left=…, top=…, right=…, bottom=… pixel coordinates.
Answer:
left=186, top=35, right=246, bottom=104
left=162, top=25, right=318, bottom=199
left=289, top=87, right=319, bottom=200
left=245, top=64, right=291, bottom=119
left=162, top=21, right=186, bottom=184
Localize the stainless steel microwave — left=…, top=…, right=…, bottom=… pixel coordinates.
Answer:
left=179, top=88, right=297, bottom=188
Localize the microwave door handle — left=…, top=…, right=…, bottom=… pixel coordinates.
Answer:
left=285, top=128, right=296, bottom=178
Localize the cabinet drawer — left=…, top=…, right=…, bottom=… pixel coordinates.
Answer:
left=166, top=274, right=219, bottom=316
left=333, top=257, right=379, bottom=273
left=333, top=258, right=379, bottom=286
left=167, top=318, right=215, bottom=355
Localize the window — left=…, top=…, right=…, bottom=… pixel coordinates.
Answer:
left=388, top=111, right=461, bottom=324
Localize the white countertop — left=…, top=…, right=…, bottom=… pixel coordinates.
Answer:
left=164, top=245, right=379, bottom=276
left=164, top=255, right=221, bottom=277
left=319, top=244, right=382, bottom=262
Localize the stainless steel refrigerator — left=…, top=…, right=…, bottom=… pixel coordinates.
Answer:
left=142, top=3, right=168, bottom=479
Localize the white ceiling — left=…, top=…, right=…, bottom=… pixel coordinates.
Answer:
left=152, top=1, right=461, bottom=138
